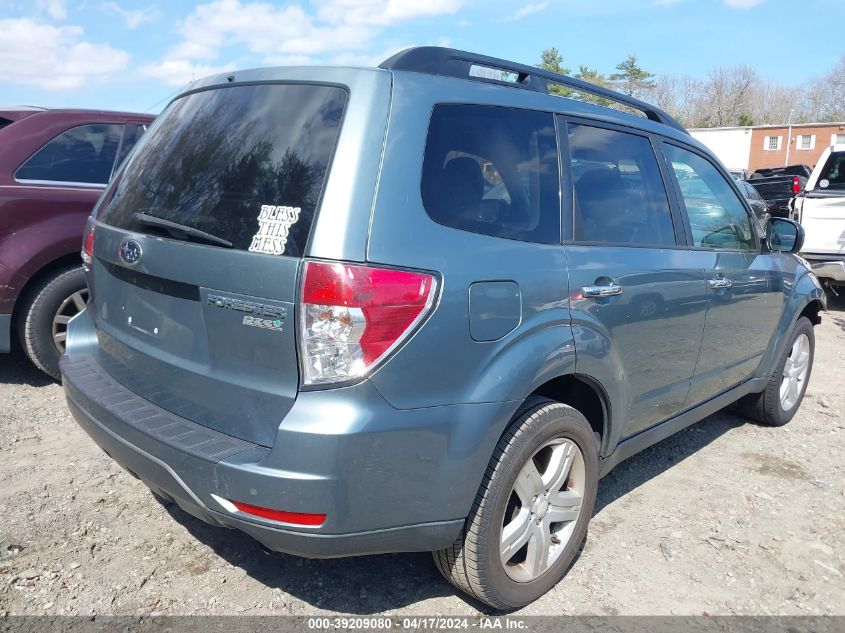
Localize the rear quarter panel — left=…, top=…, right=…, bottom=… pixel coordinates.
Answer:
left=0, top=185, right=97, bottom=311
left=797, top=194, right=845, bottom=256
left=365, top=73, right=577, bottom=415
left=0, top=111, right=152, bottom=312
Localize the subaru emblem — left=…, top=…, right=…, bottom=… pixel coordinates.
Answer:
left=118, top=238, right=143, bottom=266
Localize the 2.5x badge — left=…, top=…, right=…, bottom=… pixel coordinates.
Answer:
left=241, top=315, right=285, bottom=332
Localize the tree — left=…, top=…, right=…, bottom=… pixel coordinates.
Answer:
left=749, top=80, right=807, bottom=125
left=609, top=54, right=655, bottom=99
left=574, top=65, right=612, bottom=107
left=652, top=74, right=701, bottom=127
left=738, top=112, right=754, bottom=126
left=533, top=47, right=843, bottom=128
left=696, top=66, right=757, bottom=127
left=538, top=48, right=571, bottom=96
left=806, top=54, right=845, bottom=122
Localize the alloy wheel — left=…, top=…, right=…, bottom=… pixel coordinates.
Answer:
left=500, top=438, right=585, bottom=582
left=52, top=288, right=88, bottom=353
left=780, top=332, right=810, bottom=411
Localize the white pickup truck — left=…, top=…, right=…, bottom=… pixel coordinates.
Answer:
left=791, top=144, right=845, bottom=294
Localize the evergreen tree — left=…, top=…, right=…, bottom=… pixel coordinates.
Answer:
left=609, top=54, right=655, bottom=99
left=538, top=48, right=571, bottom=96
left=574, top=65, right=613, bottom=107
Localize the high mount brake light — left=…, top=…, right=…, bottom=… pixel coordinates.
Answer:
left=299, top=260, right=437, bottom=386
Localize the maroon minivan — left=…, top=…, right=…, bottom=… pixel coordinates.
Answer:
left=0, top=107, right=155, bottom=378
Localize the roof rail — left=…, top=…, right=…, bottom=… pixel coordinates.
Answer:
left=380, top=47, right=687, bottom=134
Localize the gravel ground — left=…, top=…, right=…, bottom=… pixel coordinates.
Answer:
left=1, top=298, right=843, bottom=617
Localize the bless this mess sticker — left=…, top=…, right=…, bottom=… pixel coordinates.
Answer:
left=249, top=204, right=301, bottom=255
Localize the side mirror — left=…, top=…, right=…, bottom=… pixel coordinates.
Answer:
left=767, top=217, right=805, bottom=254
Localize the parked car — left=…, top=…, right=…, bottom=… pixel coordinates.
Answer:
left=59, top=48, right=824, bottom=610
left=745, top=165, right=810, bottom=217
left=0, top=107, right=154, bottom=378
left=751, top=165, right=812, bottom=179
left=791, top=143, right=845, bottom=294
left=738, top=179, right=771, bottom=228
left=728, top=168, right=751, bottom=181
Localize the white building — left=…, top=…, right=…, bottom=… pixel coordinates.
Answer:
left=688, top=127, right=753, bottom=171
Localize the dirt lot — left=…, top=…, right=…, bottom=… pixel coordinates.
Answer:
left=1, top=299, right=844, bottom=617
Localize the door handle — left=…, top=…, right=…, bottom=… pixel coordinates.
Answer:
left=582, top=283, right=623, bottom=298
left=708, top=277, right=732, bottom=289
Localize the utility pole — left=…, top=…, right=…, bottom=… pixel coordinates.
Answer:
left=784, top=109, right=795, bottom=167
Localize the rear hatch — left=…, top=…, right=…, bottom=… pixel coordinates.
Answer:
left=89, top=82, right=348, bottom=447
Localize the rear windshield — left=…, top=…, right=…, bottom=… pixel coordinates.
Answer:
left=816, top=152, right=845, bottom=191
left=99, top=83, right=347, bottom=257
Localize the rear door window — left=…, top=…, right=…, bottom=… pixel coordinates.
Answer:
left=663, top=144, right=757, bottom=251
left=567, top=123, right=677, bottom=246
left=741, top=181, right=764, bottom=202
left=99, top=84, right=348, bottom=257
left=816, top=152, right=845, bottom=191
left=112, top=122, right=148, bottom=176
left=421, top=105, right=560, bottom=244
left=15, top=123, right=124, bottom=185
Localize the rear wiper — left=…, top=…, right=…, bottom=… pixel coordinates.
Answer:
left=133, top=212, right=233, bottom=248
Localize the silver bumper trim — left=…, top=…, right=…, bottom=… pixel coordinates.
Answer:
left=809, top=260, right=845, bottom=282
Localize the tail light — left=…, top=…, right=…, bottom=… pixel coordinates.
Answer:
left=81, top=218, right=95, bottom=270
left=299, top=260, right=438, bottom=386
left=792, top=176, right=801, bottom=194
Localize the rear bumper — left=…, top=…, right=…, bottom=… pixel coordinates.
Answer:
left=0, top=314, right=10, bottom=353
left=805, top=258, right=845, bottom=283
left=61, top=353, right=469, bottom=557
left=59, top=307, right=516, bottom=556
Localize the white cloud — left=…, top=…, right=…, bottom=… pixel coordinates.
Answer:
left=104, top=2, right=161, bottom=29
left=0, top=18, right=129, bottom=90
left=36, top=0, right=67, bottom=20
left=259, top=54, right=315, bottom=66
left=330, top=43, right=414, bottom=67
left=315, top=0, right=464, bottom=26
left=656, top=0, right=766, bottom=6
left=506, top=2, right=549, bottom=21
left=723, top=0, right=766, bottom=7
left=143, top=0, right=467, bottom=86
left=139, top=59, right=232, bottom=87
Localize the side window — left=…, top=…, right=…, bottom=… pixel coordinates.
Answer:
left=113, top=123, right=148, bottom=175
left=568, top=124, right=676, bottom=246
left=15, top=124, right=123, bottom=185
left=742, top=181, right=763, bottom=201
left=421, top=105, right=560, bottom=244
left=816, top=151, right=845, bottom=190
left=663, top=144, right=756, bottom=251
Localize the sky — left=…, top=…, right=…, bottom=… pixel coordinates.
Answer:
left=0, top=0, right=843, bottom=114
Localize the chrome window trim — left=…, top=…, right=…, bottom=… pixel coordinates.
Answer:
left=13, top=178, right=107, bottom=189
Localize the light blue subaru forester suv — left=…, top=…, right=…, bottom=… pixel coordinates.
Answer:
left=61, top=47, right=824, bottom=609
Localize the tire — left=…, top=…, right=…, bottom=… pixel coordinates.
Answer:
left=17, top=266, right=88, bottom=380
left=433, top=396, right=598, bottom=610
left=738, top=316, right=814, bottom=427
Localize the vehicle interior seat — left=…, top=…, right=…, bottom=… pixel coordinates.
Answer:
left=427, top=156, right=487, bottom=231
left=574, top=167, right=632, bottom=243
